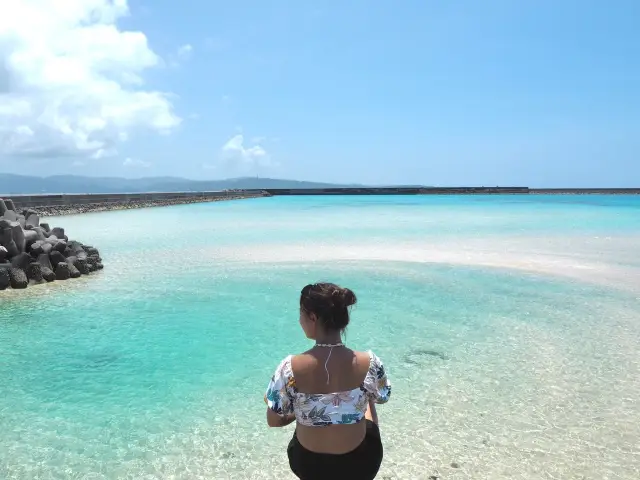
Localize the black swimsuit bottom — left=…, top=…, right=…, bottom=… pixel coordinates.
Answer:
left=287, top=420, right=383, bottom=480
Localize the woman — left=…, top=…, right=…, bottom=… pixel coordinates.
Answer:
left=264, top=282, right=391, bottom=479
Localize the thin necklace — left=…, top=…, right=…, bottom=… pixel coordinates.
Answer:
left=314, top=342, right=344, bottom=384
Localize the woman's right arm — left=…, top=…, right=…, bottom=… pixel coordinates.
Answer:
left=266, top=409, right=296, bottom=427
left=366, top=399, right=379, bottom=424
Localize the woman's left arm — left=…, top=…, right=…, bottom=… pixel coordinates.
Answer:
left=264, top=357, right=296, bottom=428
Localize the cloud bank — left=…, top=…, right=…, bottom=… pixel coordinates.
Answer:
left=0, top=0, right=181, bottom=160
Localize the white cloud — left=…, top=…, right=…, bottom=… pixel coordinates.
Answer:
left=123, top=157, right=151, bottom=168
left=213, top=134, right=278, bottom=174
left=221, top=134, right=273, bottom=168
left=0, top=0, right=181, bottom=160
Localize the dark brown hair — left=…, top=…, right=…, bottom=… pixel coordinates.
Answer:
left=300, top=282, right=357, bottom=331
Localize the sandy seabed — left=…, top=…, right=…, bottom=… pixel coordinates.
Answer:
left=2, top=204, right=639, bottom=479
left=199, top=235, right=640, bottom=479
left=204, top=234, right=640, bottom=293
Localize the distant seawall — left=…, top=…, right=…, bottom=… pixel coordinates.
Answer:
left=264, top=187, right=640, bottom=195
left=529, top=188, right=640, bottom=194
left=2, top=190, right=269, bottom=215
left=3, top=187, right=639, bottom=214
left=264, top=187, right=531, bottom=195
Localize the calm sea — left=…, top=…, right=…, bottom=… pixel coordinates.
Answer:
left=1, top=195, right=639, bottom=479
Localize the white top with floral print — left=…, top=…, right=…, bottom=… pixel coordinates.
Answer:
left=265, top=350, right=391, bottom=427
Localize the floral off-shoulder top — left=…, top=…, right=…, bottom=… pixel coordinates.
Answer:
left=264, top=350, right=391, bottom=427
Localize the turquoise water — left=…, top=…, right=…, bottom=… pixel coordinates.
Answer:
left=1, top=195, right=640, bottom=479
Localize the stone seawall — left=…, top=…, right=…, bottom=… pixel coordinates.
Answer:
left=264, top=187, right=639, bottom=195
left=263, top=187, right=531, bottom=195
left=2, top=190, right=270, bottom=216
left=529, top=188, right=640, bottom=195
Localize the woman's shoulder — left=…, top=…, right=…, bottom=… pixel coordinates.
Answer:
left=360, top=349, right=385, bottom=366
left=349, top=349, right=374, bottom=364
left=272, top=355, right=293, bottom=377
left=361, top=350, right=388, bottom=379
left=349, top=349, right=387, bottom=379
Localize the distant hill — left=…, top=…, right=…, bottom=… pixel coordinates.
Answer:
left=0, top=174, right=373, bottom=195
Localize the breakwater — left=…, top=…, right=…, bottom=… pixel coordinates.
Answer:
left=264, top=187, right=640, bottom=195
left=3, top=190, right=269, bottom=216
left=264, top=187, right=530, bottom=195
left=529, top=188, right=640, bottom=194
left=0, top=198, right=102, bottom=290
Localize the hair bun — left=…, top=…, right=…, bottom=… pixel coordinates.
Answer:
left=300, top=282, right=355, bottom=331
left=332, top=287, right=357, bottom=309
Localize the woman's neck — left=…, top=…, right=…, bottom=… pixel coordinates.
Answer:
left=314, top=332, right=343, bottom=345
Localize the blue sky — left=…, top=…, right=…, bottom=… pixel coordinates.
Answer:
left=1, top=0, right=638, bottom=186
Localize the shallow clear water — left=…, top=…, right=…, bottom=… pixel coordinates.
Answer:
left=1, top=195, right=639, bottom=479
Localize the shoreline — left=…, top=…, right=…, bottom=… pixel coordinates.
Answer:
left=28, top=193, right=267, bottom=217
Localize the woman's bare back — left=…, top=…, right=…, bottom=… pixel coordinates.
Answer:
left=291, top=348, right=374, bottom=454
